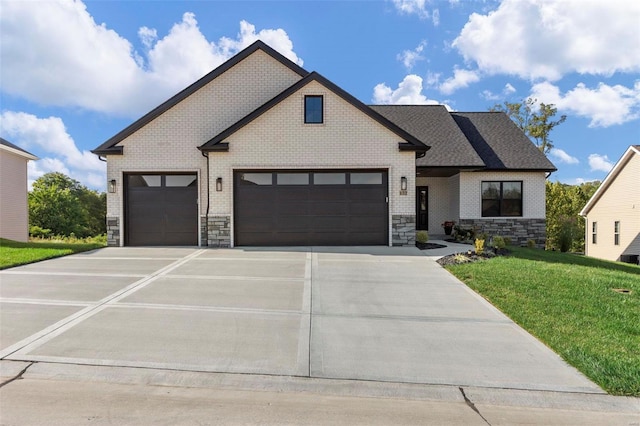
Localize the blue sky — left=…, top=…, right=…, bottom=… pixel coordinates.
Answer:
left=1, top=0, right=639, bottom=190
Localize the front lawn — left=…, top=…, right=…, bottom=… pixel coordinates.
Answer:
left=445, top=247, right=640, bottom=396
left=0, top=238, right=106, bottom=270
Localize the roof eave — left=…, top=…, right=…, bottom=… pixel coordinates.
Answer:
left=91, top=146, right=124, bottom=156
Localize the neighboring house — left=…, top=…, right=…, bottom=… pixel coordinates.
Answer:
left=92, top=41, right=555, bottom=248
left=580, top=145, right=640, bottom=263
left=0, top=138, right=38, bottom=242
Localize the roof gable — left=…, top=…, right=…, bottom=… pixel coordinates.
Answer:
left=0, top=137, right=38, bottom=160
left=580, top=145, right=640, bottom=216
left=199, top=72, right=429, bottom=152
left=92, top=41, right=309, bottom=156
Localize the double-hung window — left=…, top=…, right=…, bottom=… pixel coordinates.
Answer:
left=481, top=181, right=522, bottom=217
left=592, top=222, right=597, bottom=244
left=614, top=221, right=620, bottom=245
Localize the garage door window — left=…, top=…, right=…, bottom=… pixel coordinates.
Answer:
left=166, top=175, right=197, bottom=187
left=129, top=175, right=161, bottom=187
left=240, top=173, right=273, bottom=185
left=351, top=172, right=383, bottom=185
left=314, top=173, right=346, bottom=185
left=277, top=173, right=309, bottom=185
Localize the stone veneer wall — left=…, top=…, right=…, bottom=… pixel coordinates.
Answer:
left=458, top=218, right=546, bottom=248
left=392, top=214, right=416, bottom=246
left=106, top=217, right=120, bottom=247
left=207, top=215, right=231, bottom=247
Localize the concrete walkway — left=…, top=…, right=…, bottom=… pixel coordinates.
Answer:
left=1, top=245, right=638, bottom=423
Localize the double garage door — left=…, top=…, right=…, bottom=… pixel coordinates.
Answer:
left=234, top=170, right=388, bottom=246
left=125, top=170, right=388, bottom=246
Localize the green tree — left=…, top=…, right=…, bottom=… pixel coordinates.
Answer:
left=545, top=180, right=600, bottom=252
left=29, top=172, right=106, bottom=238
left=491, top=98, right=566, bottom=154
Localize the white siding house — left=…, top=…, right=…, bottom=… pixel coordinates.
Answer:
left=0, top=138, right=38, bottom=242
left=580, top=146, right=640, bottom=263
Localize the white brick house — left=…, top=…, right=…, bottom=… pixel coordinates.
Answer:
left=93, top=41, right=555, bottom=248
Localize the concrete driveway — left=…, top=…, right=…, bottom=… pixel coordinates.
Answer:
left=0, top=246, right=601, bottom=393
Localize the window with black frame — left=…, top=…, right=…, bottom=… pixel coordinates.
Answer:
left=481, top=181, right=522, bottom=217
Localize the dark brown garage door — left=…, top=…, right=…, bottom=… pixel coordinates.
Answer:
left=234, top=170, right=388, bottom=246
left=126, top=174, right=198, bottom=246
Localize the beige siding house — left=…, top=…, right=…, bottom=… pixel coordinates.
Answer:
left=93, top=41, right=555, bottom=248
left=0, top=138, right=38, bottom=242
left=580, top=145, right=640, bottom=263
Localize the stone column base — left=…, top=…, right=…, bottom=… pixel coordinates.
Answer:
left=392, top=214, right=416, bottom=246
left=106, top=217, right=120, bottom=247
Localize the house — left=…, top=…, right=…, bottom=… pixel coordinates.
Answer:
left=92, top=41, right=555, bottom=248
left=0, top=137, right=38, bottom=242
left=580, top=145, right=640, bottom=263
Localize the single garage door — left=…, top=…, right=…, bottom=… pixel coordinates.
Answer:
left=234, top=170, right=388, bottom=246
left=126, top=174, right=198, bottom=246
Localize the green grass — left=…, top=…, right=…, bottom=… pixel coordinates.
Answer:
left=445, top=247, right=640, bottom=396
left=0, top=237, right=106, bottom=270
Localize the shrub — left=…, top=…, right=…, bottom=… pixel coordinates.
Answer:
left=453, top=226, right=476, bottom=242
left=475, top=238, right=485, bottom=255
left=29, top=226, right=52, bottom=238
left=493, top=236, right=506, bottom=250
left=416, top=230, right=429, bottom=243
left=504, top=237, right=512, bottom=246
left=527, top=239, right=537, bottom=248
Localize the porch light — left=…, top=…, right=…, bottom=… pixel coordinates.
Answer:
left=108, top=179, right=117, bottom=193
left=216, top=177, right=223, bottom=192
left=400, top=176, right=407, bottom=191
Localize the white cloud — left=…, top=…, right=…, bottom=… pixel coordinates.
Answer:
left=453, top=0, right=640, bottom=81
left=549, top=148, right=579, bottom=165
left=439, top=68, right=480, bottom=95
left=373, top=75, right=451, bottom=109
left=1, top=111, right=106, bottom=190
left=588, top=154, right=614, bottom=173
left=397, top=41, right=426, bottom=70
left=432, top=9, right=440, bottom=26
left=392, top=0, right=430, bottom=19
left=481, top=83, right=517, bottom=101
left=531, top=81, right=640, bottom=127
left=0, top=2, right=302, bottom=117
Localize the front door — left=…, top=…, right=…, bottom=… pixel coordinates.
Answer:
left=416, top=186, right=428, bottom=231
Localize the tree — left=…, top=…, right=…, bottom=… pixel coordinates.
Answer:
left=491, top=98, right=566, bottom=154
left=545, top=180, right=600, bottom=252
left=29, top=172, right=106, bottom=238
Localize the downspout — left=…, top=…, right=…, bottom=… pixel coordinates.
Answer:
left=201, top=150, right=210, bottom=246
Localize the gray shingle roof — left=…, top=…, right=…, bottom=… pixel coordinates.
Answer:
left=451, top=112, right=556, bottom=171
left=370, top=105, right=485, bottom=168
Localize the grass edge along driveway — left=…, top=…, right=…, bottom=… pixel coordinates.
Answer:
left=445, top=247, right=640, bottom=396
left=0, top=238, right=106, bottom=270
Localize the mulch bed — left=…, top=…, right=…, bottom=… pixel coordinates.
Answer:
left=436, top=248, right=510, bottom=266
left=415, top=242, right=448, bottom=250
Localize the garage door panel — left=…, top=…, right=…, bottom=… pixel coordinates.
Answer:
left=234, top=170, right=387, bottom=246
left=312, top=202, right=347, bottom=215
